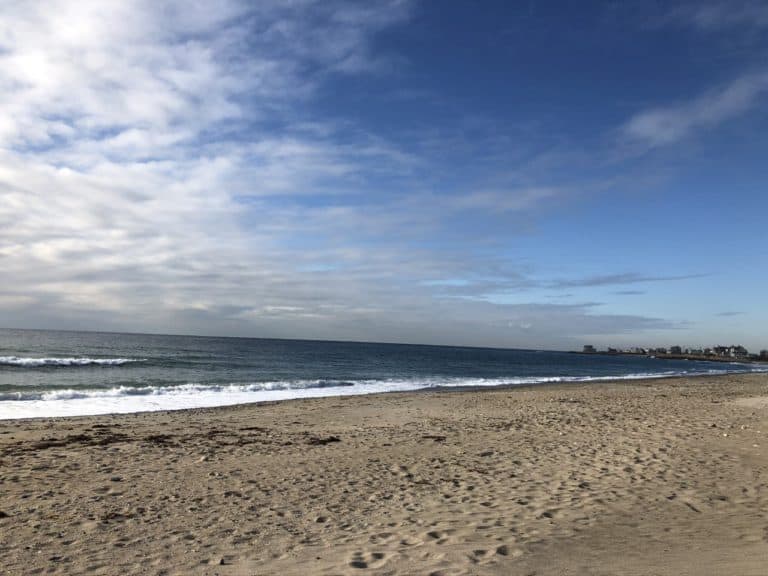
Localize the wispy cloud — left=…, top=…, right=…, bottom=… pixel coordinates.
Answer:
left=623, top=70, right=768, bottom=148
left=665, top=1, right=768, bottom=31
left=550, top=272, right=704, bottom=289
left=498, top=302, right=685, bottom=340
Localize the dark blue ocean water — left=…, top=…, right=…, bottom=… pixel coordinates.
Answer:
left=0, top=328, right=763, bottom=419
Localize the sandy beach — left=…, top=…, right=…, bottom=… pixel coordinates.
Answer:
left=1, top=373, right=767, bottom=575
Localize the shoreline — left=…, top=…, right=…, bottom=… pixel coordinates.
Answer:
left=2, top=373, right=767, bottom=575
left=3, top=366, right=767, bottom=422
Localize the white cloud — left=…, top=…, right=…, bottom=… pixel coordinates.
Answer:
left=0, top=0, right=412, bottom=150
left=0, top=2, right=235, bottom=148
left=623, top=70, right=768, bottom=147
left=0, top=0, right=413, bottom=308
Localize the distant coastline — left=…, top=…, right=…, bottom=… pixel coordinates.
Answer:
left=572, top=350, right=768, bottom=364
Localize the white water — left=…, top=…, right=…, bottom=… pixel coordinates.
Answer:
left=2, top=368, right=759, bottom=420
left=0, top=356, right=143, bottom=367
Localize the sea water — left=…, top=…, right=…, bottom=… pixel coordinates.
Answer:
left=0, top=328, right=764, bottom=419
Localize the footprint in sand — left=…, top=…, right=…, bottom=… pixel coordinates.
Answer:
left=368, top=531, right=397, bottom=544
left=468, top=546, right=521, bottom=566
left=425, top=528, right=456, bottom=545
left=495, top=544, right=523, bottom=558
left=349, top=551, right=388, bottom=569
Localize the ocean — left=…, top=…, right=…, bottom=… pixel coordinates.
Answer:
left=1, top=328, right=764, bottom=420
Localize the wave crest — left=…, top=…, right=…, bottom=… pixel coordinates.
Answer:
left=0, top=356, right=144, bottom=368
left=0, top=379, right=360, bottom=402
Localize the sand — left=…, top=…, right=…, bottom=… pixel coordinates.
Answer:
left=1, top=373, right=767, bottom=575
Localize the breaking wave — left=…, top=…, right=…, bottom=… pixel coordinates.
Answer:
left=0, top=380, right=359, bottom=402
left=0, top=356, right=144, bottom=368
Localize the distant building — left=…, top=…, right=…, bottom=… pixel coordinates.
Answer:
left=582, top=344, right=759, bottom=359
left=712, top=345, right=749, bottom=358
left=760, top=350, right=768, bottom=360
left=733, top=345, right=749, bottom=357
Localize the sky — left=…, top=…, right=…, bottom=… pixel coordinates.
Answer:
left=0, top=0, right=766, bottom=351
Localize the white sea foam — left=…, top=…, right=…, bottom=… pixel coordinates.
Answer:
left=0, top=356, right=143, bottom=367
left=2, top=367, right=766, bottom=420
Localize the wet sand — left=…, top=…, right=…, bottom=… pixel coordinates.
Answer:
left=1, top=373, right=767, bottom=575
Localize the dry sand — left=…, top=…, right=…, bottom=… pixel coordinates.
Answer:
left=1, top=373, right=768, bottom=575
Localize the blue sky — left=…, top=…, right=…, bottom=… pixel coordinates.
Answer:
left=0, top=0, right=766, bottom=350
